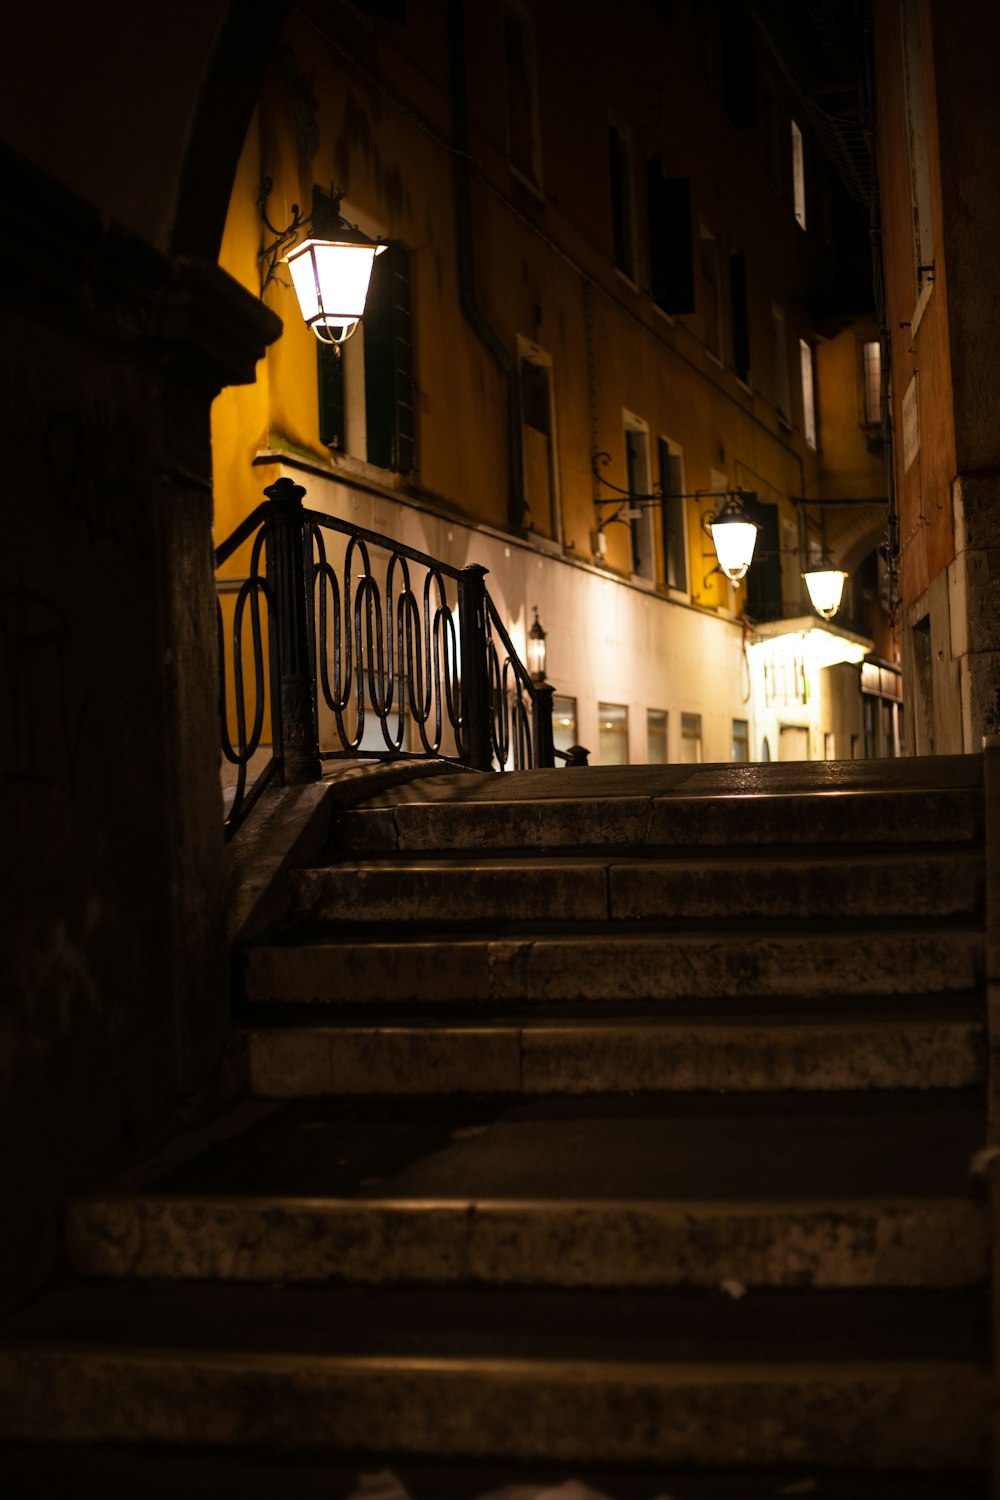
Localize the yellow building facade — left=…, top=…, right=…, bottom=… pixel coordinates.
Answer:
left=212, top=0, right=889, bottom=766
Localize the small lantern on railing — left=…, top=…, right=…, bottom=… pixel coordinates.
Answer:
left=527, top=605, right=548, bottom=683
left=803, top=561, right=849, bottom=620
left=707, top=493, right=759, bottom=581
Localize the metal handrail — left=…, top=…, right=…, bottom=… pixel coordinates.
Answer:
left=214, top=477, right=562, bottom=838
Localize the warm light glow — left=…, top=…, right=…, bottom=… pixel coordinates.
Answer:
left=286, top=238, right=386, bottom=344
left=803, top=567, right=848, bottom=620
left=710, top=515, right=758, bottom=580
left=526, top=605, right=547, bottom=683
left=748, top=621, right=869, bottom=672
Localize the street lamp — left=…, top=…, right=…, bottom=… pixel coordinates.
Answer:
left=259, top=182, right=385, bottom=346
left=527, top=606, right=547, bottom=683
left=707, top=494, right=759, bottom=581
left=803, top=562, right=848, bottom=620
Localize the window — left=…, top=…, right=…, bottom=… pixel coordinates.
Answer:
left=609, top=122, right=638, bottom=281
left=732, top=718, right=749, bottom=762
left=646, top=159, right=695, bottom=315
left=657, top=437, right=686, bottom=592
left=862, top=339, right=881, bottom=425
left=598, top=702, right=629, bottom=764
left=730, top=250, right=750, bottom=385
left=901, top=0, right=935, bottom=288
left=552, top=694, right=578, bottom=766
left=761, top=78, right=781, bottom=186
left=744, top=496, right=783, bottom=621
left=503, top=1, right=541, bottom=189
left=625, top=419, right=654, bottom=580
left=647, top=709, right=668, bottom=763
left=680, top=712, right=702, bottom=763
left=791, top=120, right=806, bottom=229
left=772, top=303, right=791, bottom=423
left=699, top=224, right=723, bottom=359
left=799, top=338, right=816, bottom=449
left=519, top=348, right=558, bottom=539
left=722, top=2, right=756, bottom=127
left=318, top=243, right=414, bottom=472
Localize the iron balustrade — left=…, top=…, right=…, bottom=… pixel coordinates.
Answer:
left=214, top=477, right=560, bottom=837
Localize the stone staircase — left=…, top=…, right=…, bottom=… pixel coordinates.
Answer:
left=0, top=755, right=993, bottom=1497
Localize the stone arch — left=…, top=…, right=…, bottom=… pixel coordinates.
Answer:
left=171, top=0, right=294, bottom=259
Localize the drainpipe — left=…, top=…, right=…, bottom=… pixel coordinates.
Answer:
left=447, top=0, right=526, bottom=530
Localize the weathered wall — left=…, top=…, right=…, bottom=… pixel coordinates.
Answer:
left=0, top=4, right=282, bottom=1310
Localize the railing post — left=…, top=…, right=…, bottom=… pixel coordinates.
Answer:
left=457, top=563, right=493, bottom=771
left=263, top=477, right=321, bottom=784
left=532, top=682, right=556, bottom=768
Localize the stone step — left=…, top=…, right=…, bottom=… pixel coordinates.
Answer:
left=289, top=850, right=984, bottom=925
left=244, top=1012, right=985, bottom=1096
left=332, top=787, right=983, bottom=856
left=64, top=1093, right=987, bottom=1289
left=0, top=1448, right=989, bottom=1500
left=242, top=928, right=983, bottom=1007
left=0, top=1285, right=987, bottom=1468
left=66, top=1192, right=986, bottom=1291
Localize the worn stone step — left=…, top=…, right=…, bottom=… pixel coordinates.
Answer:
left=64, top=1093, right=987, bottom=1289
left=242, top=928, right=983, bottom=1007
left=244, top=1013, right=985, bottom=1096
left=332, top=787, right=982, bottom=856
left=289, top=850, right=984, bottom=925
left=0, top=1449, right=989, bottom=1500
left=0, top=1285, right=988, bottom=1468
left=66, top=1192, right=986, bottom=1291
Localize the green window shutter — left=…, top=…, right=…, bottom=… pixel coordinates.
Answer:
left=743, top=496, right=783, bottom=622
left=364, top=244, right=414, bottom=473
left=317, top=341, right=345, bottom=450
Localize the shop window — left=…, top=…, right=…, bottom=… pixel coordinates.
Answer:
left=552, top=694, right=578, bottom=766
left=598, top=702, right=629, bottom=764
left=680, top=712, right=702, bottom=764
left=646, top=159, right=695, bottom=315
left=647, top=708, right=668, bottom=763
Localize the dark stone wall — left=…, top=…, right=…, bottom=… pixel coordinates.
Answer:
left=0, top=1, right=282, bottom=1307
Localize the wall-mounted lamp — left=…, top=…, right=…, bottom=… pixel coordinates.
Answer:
left=802, top=561, right=848, bottom=620
left=590, top=453, right=758, bottom=581
left=706, top=493, right=759, bottom=581
left=527, top=605, right=547, bottom=683
left=259, top=181, right=386, bottom=346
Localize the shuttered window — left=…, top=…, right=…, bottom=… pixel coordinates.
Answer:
left=363, top=243, right=414, bottom=473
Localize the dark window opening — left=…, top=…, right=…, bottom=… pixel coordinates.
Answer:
left=646, top=158, right=695, bottom=315
left=730, top=249, right=750, bottom=384
left=743, top=495, right=782, bottom=621
left=722, top=1, right=756, bottom=127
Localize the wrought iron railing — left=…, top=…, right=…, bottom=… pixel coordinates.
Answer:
left=215, top=477, right=565, bottom=837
